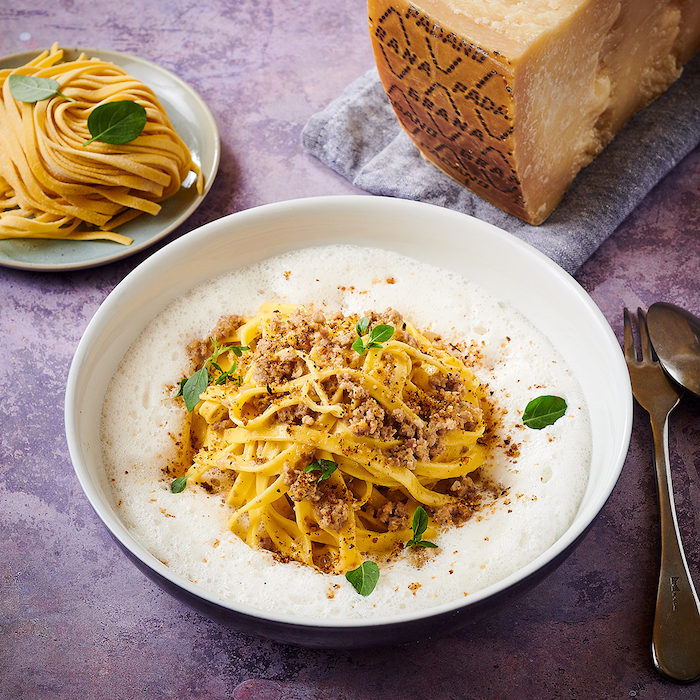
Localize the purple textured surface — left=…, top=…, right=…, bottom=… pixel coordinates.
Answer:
left=1, top=2, right=700, bottom=698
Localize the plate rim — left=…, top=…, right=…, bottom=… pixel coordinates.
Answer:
left=0, top=45, right=220, bottom=272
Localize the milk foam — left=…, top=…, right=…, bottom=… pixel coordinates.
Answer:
left=101, top=245, right=591, bottom=619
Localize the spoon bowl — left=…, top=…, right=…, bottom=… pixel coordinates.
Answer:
left=647, top=302, right=700, bottom=398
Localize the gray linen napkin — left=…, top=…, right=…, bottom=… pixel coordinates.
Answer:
left=302, top=53, right=700, bottom=275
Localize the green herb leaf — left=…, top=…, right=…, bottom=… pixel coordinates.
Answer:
left=171, top=475, right=189, bottom=493
left=411, top=506, right=429, bottom=540
left=211, top=360, right=238, bottom=386
left=211, top=339, right=248, bottom=363
left=351, top=336, right=366, bottom=355
left=182, top=366, right=209, bottom=412
left=8, top=74, right=76, bottom=103
left=305, top=458, right=338, bottom=483
left=176, top=376, right=188, bottom=397
left=345, top=561, right=380, bottom=596
left=177, top=340, right=249, bottom=411
left=522, top=395, right=567, bottom=430
left=353, top=317, right=394, bottom=355
left=83, top=100, right=147, bottom=146
left=356, top=316, right=370, bottom=336
left=208, top=340, right=247, bottom=386
left=406, top=506, right=437, bottom=548
left=370, top=324, right=394, bottom=344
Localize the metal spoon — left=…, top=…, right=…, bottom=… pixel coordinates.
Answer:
left=645, top=301, right=700, bottom=683
left=648, top=302, right=700, bottom=397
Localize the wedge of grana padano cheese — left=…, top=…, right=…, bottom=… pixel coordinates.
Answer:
left=367, top=0, right=700, bottom=224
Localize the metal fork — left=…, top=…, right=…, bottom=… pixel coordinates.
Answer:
left=624, top=307, right=700, bottom=683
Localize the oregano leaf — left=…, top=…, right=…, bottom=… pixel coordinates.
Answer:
left=351, top=336, right=366, bottom=355
left=412, top=506, right=429, bottom=539
left=406, top=506, right=436, bottom=548
left=522, top=395, right=567, bottom=429
left=304, top=459, right=338, bottom=483
left=369, top=324, right=394, bottom=344
left=345, top=561, right=379, bottom=596
left=356, top=316, right=370, bottom=336
left=353, top=317, right=394, bottom=355
left=171, top=475, right=189, bottom=493
left=182, top=366, right=209, bottom=412
left=177, top=341, right=249, bottom=410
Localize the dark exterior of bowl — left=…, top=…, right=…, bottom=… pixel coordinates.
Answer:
left=65, top=197, right=631, bottom=650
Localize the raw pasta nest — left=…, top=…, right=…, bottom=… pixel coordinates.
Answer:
left=0, top=43, right=203, bottom=244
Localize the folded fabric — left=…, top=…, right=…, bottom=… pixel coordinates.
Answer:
left=302, top=53, right=700, bottom=275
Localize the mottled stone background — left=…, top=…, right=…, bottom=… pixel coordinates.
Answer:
left=1, top=2, right=699, bottom=699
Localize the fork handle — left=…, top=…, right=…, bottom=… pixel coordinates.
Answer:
left=649, top=413, right=700, bottom=683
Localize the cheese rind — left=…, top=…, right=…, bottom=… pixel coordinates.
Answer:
left=368, top=0, right=700, bottom=224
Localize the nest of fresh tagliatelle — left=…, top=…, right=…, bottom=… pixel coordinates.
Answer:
left=170, top=303, right=504, bottom=580
left=0, top=43, right=203, bottom=244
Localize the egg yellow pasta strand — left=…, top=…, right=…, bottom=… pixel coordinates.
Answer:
left=181, top=304, right=494, bottom=574
left=0, top=43, right=203, bottom=242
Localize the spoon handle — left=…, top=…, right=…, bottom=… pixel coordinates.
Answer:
left=649, top=411, right=700, bottom=683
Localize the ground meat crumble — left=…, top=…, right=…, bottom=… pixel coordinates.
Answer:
left=178, top=305, right=507, bottom=572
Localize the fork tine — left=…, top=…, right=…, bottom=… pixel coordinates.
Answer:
left=623, top=307, right=636, bottom=362
left=637, top=307, right=653, bottom=362
left=623, top=308, right=697, bottom=681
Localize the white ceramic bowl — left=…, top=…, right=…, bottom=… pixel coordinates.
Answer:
left=65, top=195, right=632, bottom=647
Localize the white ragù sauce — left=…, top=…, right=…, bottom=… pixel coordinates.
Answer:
left=101, top=245, right=591, bottom=619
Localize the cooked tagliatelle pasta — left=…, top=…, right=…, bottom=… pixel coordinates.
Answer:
left=0, top=43, right=203, bottom=243
left=176, top=302, right=497, bottom=575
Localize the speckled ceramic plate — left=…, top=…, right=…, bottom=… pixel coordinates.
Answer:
left=0, top=47, right=220, bottom=272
